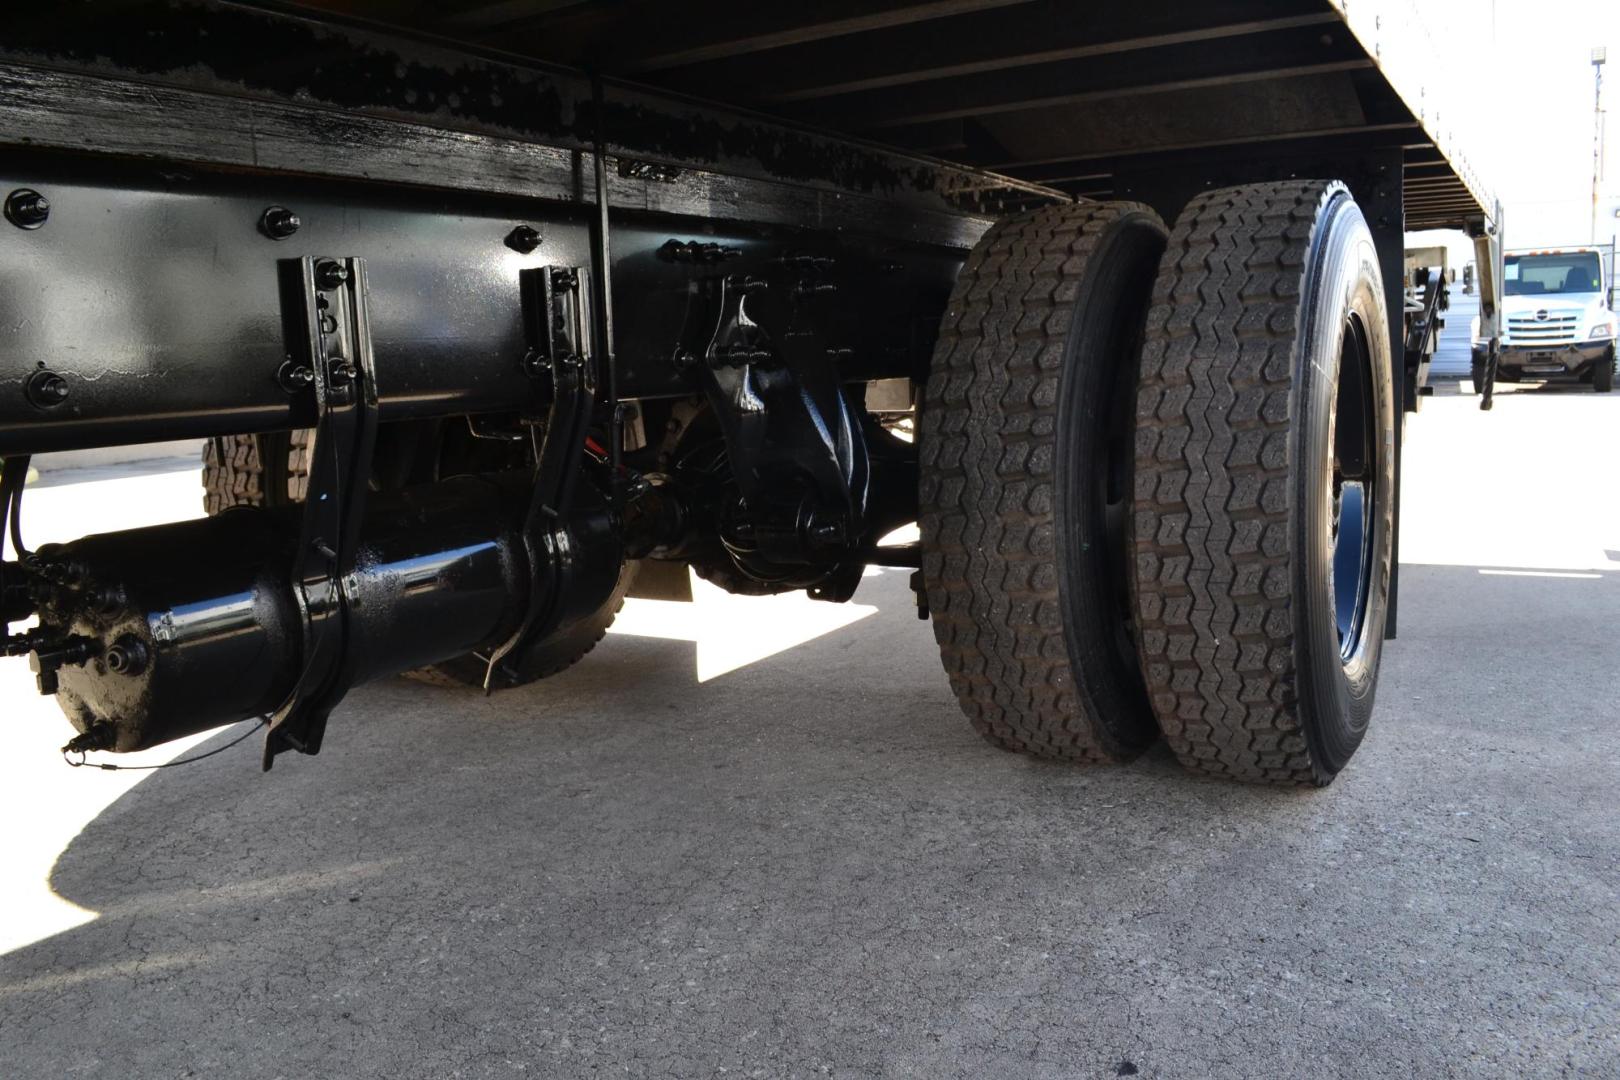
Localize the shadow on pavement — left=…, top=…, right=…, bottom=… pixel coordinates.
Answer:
left=0, top=565, right=1614, bottom=1078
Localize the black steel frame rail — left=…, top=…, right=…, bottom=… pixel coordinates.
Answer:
left=0, top=1, right=1063, bottom=229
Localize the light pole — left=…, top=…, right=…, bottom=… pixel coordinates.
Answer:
left=1594, top=46, right=1607, bottom=244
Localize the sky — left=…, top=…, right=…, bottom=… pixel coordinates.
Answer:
left=1407, top=0, right=1620, bottom=258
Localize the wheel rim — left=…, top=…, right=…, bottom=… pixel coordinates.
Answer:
left=1331, top=313, right=1377, bottom=664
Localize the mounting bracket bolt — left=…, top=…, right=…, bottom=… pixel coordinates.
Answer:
left=506, top=224, right=542, bottom=254
left=315, top=259, right=349, bottom=291
left=278, top=360, right=316, bottom=393
left=259, top=205, right=301, bottom=240
left=5, top=189, right=49, bottom=230
left=25, top=369, right=70, bottom=409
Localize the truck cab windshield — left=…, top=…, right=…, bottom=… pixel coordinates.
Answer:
left=1504, top=253, right=1603, bottom=296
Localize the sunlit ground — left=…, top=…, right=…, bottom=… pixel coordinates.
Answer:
left=2, top=385, right=1616, bottom=956
left=0, top=463, right=220, bottom=954
left=1398, top=383, right=1620, bottom=573
left=605, top=534, right=913, bottom=681
left=0, top=452, right=895, bottom=954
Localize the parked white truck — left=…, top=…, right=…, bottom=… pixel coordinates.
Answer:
left=1474, top=248, right=1617, bottom=392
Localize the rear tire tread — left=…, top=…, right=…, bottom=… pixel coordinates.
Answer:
left=920, top=200, right=1161, bottom=763
left=201, top=434, right=265, bottom=515
left=201, top=431, right=311, bottom=513
left=1131, top=181, right=1338, bottom=785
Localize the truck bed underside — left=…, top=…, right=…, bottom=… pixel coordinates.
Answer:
left=1, top=0, right=1490, bottom=231
left=317, top=0, right=1488, bottom=228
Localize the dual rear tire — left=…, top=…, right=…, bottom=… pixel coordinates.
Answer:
left=921, top=182, right=1396, bottom=785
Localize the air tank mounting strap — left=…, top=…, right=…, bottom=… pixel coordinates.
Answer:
left=482, top=265, right=594, bottom=688
left=589, top=73, right=623, bottom=499
left=264, top=255, right=380, bottom=768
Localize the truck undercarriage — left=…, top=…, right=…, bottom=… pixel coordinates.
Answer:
left=1, top=0, right=1501, bottom=785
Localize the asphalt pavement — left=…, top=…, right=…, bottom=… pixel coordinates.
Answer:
left=1, top=381, right=1617, bottom=1079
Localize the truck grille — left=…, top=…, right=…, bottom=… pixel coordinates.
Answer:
left=1506, top=311, right=1579, bottom=345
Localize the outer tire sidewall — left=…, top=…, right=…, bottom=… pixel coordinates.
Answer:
left=1292, top=193, right=1396, bottom=779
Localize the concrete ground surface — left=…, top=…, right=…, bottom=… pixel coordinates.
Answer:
left=1, top=381, right=1617, bottom=1079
